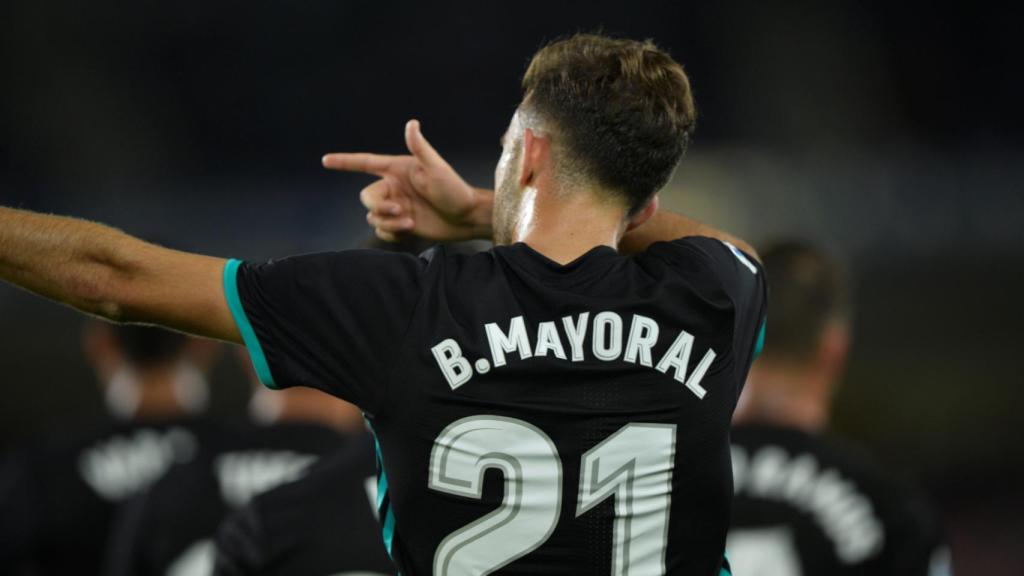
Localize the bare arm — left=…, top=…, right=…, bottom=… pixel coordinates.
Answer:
left=0, top=207, right=241, bottom=343
left=618, top=209, right=760, bottom=261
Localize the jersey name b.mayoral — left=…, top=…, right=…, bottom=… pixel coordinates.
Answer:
left=224, top=237, right=767, bottom=576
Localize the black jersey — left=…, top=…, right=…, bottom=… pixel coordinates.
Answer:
left=214, top=434, right=394, bottom=576
left=102, top=422, right=347, bottom=576
left=727, top=425, right=951, bottom=576
left=225, top=237, right=767, bottom=576
left=0, top=417, right=222, bottom=575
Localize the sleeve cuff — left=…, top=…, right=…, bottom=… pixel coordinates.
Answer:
left=223, top=259, right=279, bottom=389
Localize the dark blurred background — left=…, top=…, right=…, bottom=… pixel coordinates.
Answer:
left=1, top=1, right=1022, bottom=573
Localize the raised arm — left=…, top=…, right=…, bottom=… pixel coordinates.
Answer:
left=0, top=207, right=241, bottom=343
left=618, top=208, right=760, bottom=261
left=323, top=120, right=493, bottom=242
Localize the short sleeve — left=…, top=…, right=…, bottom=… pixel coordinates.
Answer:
left=650, top=236, right=768, bottom=369
left=223, top=249, right=427, bottom=415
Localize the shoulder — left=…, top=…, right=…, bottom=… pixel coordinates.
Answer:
left=239, top=247, right=436, bottom=289
left=644, top=236, right=762, bottom=283
left=641, top=237, right=767, bottom=344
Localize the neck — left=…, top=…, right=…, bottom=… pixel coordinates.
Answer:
left=734, top=363, right=831, bottom=433
left=512, top=187, right=625, bottom=264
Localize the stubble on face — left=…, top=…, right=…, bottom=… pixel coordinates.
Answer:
left=492, top=133, right=523, bottom=246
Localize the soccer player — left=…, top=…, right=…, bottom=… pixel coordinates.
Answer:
left=0, top=34, right=766, bottom=574
left=0, top=323, right=222, bottom=575
left=103, top=349, right=365, bottom=576
left=727, top=241, right=951, bottom=576
left=214, top=435, right=393, bottom=576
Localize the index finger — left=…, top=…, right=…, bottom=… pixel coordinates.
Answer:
left=321, top=153, right=401, bottom=176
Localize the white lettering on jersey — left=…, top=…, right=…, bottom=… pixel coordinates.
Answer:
left=485, top=315, right=533, bottom=367
left=431, top=338, right=473, bottom=390
left=591, top=311, right=623, bottom=361
left=561, top=312, right=590, bottom=362
left=534, top=321, right=567, bottom=360
left=624, top=314, right=660, bottom=367
left=78, top=427, right=196, bottom=501
left=727, top=527, right=802, bottom=576
left=430, top=311, right=718, bottom=399
left=364, top=475, right=379, bottom=520
left=167, top=539, right=214, bottom=576
left=655, top=329, right=716, bottom=399
left=215, top=451, right=318, bottom=508
left=731, top=445, right=885, bottom=564
left=929, top=547, right=953, bottom=576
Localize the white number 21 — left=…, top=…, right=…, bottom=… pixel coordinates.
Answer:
left=429, top=416, right=676, bottom=576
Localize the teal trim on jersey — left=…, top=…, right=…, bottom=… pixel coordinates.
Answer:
left=223, top=259, right=278, bottom=389
left=382, top=506, right=396, bottom=556
left=720, top=553, right=732, bottom=576
left=367, top=421, right=396, bottom=558
left=752, top=319, right=767, bottom=360
left=376, top=460, right=389, bottom=510
left=719, top=554, right=732, bottom=576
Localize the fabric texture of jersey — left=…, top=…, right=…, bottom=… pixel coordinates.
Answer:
left=728, top=424, right=951, bottom=576
left=214, top=434, right=394, bottom=576
left=102, top=422, right=347, bottom=576
left=228, top=238, right=767, bottom=576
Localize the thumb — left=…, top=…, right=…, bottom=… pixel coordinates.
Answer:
left=405, top=119, right=446, bottom=169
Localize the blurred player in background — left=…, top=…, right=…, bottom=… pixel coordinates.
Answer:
left=727, top=241, right=951, bottom=576
left=103, top=348, right=365, bottom=576
left=214, top=435, right=393, bottom=576
left=0, top=323, right=222, bottom=575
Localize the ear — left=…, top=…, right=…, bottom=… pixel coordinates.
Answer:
left=626, top=195, right=659, bottom=231
left=817, top=321, right=850, bottom=388
left=519, top=128, right=550, bottom=188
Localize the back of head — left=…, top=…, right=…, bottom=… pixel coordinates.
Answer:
left=113, top=324, right=188, bottom=368
left=759, top=241, right=849, bottom=364
left=521, top=34, right=697, bottom=215
left=734, top=241, right=849, bottom=429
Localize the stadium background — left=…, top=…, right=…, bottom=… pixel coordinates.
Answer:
left=0, top=1, right=1020, bottom=573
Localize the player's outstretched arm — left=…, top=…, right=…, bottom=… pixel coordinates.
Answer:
left=619, top=207, right=760, bottom=261
left=323, top=119, right=493, bottom=242
left=0, top=206, right=241, bottom=343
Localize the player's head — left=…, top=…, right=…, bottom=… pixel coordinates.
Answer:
left=734, top=241, right=851, bottom=430
left=83, top=321, right=217, bottom=420
left=493, top=33, right=697, bottom=244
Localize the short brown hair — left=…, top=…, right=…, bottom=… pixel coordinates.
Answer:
left=522, top=34, right=697, bottom=214
left=760, top=241, right=849, bottom=360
